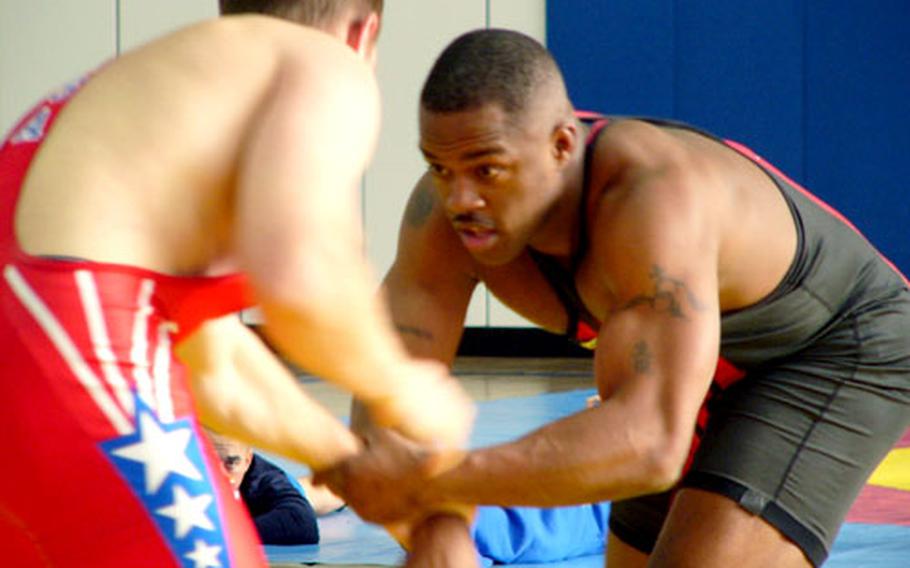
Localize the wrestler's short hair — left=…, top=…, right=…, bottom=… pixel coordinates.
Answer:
left=420, top=28, right=564, bottom=118
left=219, top=0, right=383, bottom=26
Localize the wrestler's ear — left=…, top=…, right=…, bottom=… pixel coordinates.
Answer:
left=551, top=120, right=578, bottom=164
left=345, top=11, right=381, bottom=66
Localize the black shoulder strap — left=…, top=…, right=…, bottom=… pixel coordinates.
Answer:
left=528, top=113, right=611, bottom=342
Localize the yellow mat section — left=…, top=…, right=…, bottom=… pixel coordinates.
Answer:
left=868, top=447, right=910, bottom=491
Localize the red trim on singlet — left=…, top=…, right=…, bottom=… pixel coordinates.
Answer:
left=576, top=320, right=599, bottom=344
left=576, top=110, right=607, bottom=121
left=713, top=356, right=747, bottom=388
left=8, top=254, right=253, bottom=343
left=580, top=112, right=611, bottom=145
left=725, top=140, right=909, bottom=288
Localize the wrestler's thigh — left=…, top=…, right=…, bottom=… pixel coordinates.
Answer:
left=649, top=488, right=810, bottom=568
left=674, top=351, right=909, bottom=566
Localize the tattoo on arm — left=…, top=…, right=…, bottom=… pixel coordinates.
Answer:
left=617, top=265, right=705, bottom=319
left=404, top=184, right=436, bottom=228
left=395, top=324, right=435, bottom=341
left=631, top=341, right=651, bottom=374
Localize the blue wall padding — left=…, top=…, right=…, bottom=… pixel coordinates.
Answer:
left=547, top=1, right=910, bottom=274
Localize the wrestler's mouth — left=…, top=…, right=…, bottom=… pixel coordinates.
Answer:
left=452, top=220, right=498, bottom=252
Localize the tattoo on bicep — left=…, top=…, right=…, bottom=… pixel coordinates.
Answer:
left=395, top=324, right=434, bottom=341
left=403, top=184, right=436, bottom=228
left=632, top=341, right=652, bottom=374
left=617, top=265, right=705, bottom=319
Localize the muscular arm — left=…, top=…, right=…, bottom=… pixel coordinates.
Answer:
left=386, top=174, right=479, bottom=363
left=422, top=162, right=722, bottom=507
left=328, top=164, right=716, bottom=528
left=351, top=175, right=478, bottom=434
left=234, top=38, right=471, bottom=447
left=323, top=169, right=723, bottom=520
left=340, top=176, right=479, bottom=546
left=235, top=37, right=400, bottom=402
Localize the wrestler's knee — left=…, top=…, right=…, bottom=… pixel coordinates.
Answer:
left=405, top=513, right=480, bottom=568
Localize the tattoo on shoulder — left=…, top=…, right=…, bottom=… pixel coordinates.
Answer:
left=617, top=265, right=705, bottom=319
left=632, top=341, right=651, bottom=374
left=395, top=324, right=434, bottom=341
left=404, top=184, right=436, bottom=228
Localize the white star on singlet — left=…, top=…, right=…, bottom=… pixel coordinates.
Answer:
left=184, top=539, right=223, bottom=568
left=155, top=485, right=215, bottom=538
left=111, top=411, right=202, bottom=494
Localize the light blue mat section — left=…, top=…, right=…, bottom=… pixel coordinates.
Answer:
left=264, top=389, right=910, bottom=566
left=826, top=524, right=910, bottom=568
left=265, top=508, right=405, bottom=565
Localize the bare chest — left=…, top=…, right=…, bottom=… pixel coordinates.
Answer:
left=479, top=252, right=609, bottom=336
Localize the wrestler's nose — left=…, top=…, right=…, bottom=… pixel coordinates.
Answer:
left=445, top=177, right=485, bottom=214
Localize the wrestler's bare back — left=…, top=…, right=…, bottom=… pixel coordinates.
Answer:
left=15, top=16, right=362, bottom=277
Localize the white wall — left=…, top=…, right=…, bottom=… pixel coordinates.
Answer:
left=0, top=0, right=218, bottom=136
left=118, top=0, right=217, bottom=52
left=1, top=0, right=114, bottom=136
left=0, top=0, right=545, bottom=329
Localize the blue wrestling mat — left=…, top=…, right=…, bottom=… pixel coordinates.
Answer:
left=264, top=390, right=910, bottom=567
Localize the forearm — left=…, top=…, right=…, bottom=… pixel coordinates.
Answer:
left=346, top=322, right=448, bottom=439
left=180, top=318, right=361, bottom=471
left=342, top=271, right=474, bottom=442
left=430, top=402, right=673, bottom=508
left=236, top=55, right=405, bottom=406
left=262, top=277, right=474, bottom=450
left=195, top=366, right=359, bottom=472
left=298, top=476, right=346, bottom=515
left=258, top=261, right=414, bottom=405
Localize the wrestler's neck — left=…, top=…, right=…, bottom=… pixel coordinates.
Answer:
left=525, top=130, right=589, bottom=259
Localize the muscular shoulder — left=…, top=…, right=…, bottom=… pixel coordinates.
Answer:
left=395, top=174, right=478, bottom=281
left=120, top=16, right=377, bottom=109
left=232, top=17, right=382, bottom=142
left=132, top=15, right=380, bottom=164
left=587, top=120, right=722, bottom=279
left=594, top=119, right=696, bottom=177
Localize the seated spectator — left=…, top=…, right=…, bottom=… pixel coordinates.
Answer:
left=208, top=431, right=329, bottom=545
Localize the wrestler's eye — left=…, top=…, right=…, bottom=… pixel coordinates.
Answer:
left=428, top=163, right=451, bottom=178
left=476, top=164, right=503, bottom=181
